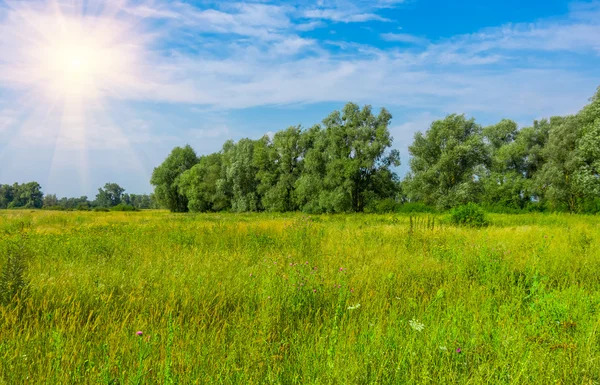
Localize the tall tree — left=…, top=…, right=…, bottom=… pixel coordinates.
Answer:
left=178, top=153, right=229, bottom=212
left=151, top=145, right=198, bottom=212
left=10, top=182, right=44, bottom=209
left=0, top=184, right=15, bottom=209
left=222, top=138, right=261, bottom=212
left=480, top=119, right=530, bottom=209
left=405, top=114, right=486, bottom=209
left=95, top=183, right=125, bottom=207
left=295, top=125, right=328, bottom=213
left=259, top=127, right=304, bottom=212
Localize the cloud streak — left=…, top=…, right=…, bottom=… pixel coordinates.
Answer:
left=0, top=0, right=599, bottom=147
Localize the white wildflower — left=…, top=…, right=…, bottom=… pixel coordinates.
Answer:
left=409, top=317, right=425, bottom=332
left=347, top=303, right=361, bottom=310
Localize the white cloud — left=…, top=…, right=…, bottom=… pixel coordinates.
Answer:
left=381, top=33, right=429, bottom=45
left=0, top=0, right=599, bottom=149
left=303, top=9, right=389, bottom=22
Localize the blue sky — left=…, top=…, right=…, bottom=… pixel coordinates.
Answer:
left=0, top=0, right=599, bottom=197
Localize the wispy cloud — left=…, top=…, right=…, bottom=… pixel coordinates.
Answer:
left=0, top=0, right=599, bottom=145
left=381, top=33, right=429, bottom=45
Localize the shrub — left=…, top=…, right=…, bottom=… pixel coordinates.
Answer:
left=450, top=203, right=488, bottom=227
left=581, top=198, right=600, bottom=214
left=110, top=204, right=138, bottom=212
left=76, top=203, right=90, bottom=211
left=93, top=207, right=110, bottom=212
left=364, top=198, right=399, bottom=213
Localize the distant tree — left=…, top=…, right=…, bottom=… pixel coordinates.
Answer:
left=222, top=139, right=261, bottom=212
left=0, top=184, right=15, bottom=209
left=534, top=88, right=600, bottom=212
left=259, top=127, right=304, bottom=212
left=296, top=103, right=400, bottom=213
left=9, top=182, right=43, bottom=209
left=151, top=145, right=198, bottom=212
left=95, top=183, right=125, bottom=208
left=294, top=125, right=328, bottom=213
left=43, top=194, right=59, bottom=208
left=178, top=153, right=229, bottom=212
left=405, top=114, right=486, bottom=209
left=480, top=119, right=530, bottom=209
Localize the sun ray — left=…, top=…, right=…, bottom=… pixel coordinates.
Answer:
left=0, top=0, right=156, bottom=194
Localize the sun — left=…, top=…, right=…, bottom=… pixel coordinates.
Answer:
left=0, top=0, right=155, bottom=192
left=1, top=2, right=150, bottom=104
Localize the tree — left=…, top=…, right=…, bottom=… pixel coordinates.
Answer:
left=43, top=194, right=59, bottom=208
left=178, top=153, right=229, bottom=212
left=8, top=182, right=43, bottom=209
left=480, top=119, right=531, bottom=209
left=259, top=127, right=303, bottom=212
left=222, top=139, right=261, bottom=212
left=405, top=114, right=486, bottom=209
left=535, top=87, right=600, bottom=212
left=0, top=184, right=15, bottom=209
left=95, top=183, right=125, bottom=208
left=294, top=125, right=328, bottom=213
left=296, top=103, right=400, bottom=213
left=151, top=145, right=198, bottom=212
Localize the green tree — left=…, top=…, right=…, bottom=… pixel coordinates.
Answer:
left=480, top=119, right=530, bottom=209
left=296, top=103, right=400, bottom=213
left=178, top=153, right=229, bottom=212
left=259, top=127, right=303, bottom=212
left=294, top=125, right=328, bottom=213
left=221, top=139, right=261, bottom=212
left=95, top=183, right=125, bottom=208
left=9, top=182, right=43, bottom=209
left=151, top=145, right=198, bottom=212
left=405, top=114, right=486, bottom=209
left=43, top=194, right=59, bottom=208
left=0, top=184, right=15, bottom=209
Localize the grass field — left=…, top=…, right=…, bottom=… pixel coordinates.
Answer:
left=1, top=210, right=600, bottom=384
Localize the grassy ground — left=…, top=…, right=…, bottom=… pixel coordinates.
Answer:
left=0, top=210, right=599, bottom=384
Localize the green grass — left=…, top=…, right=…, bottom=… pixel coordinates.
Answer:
left=1, top=210, right=600, bottom=384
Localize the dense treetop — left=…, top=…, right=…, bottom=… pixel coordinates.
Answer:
left=152, top=88, right=600, bottom=214
left=2, top=87, right=599, bottom=214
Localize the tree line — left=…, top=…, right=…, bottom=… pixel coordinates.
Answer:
left=0, top=182, right=157, bottom=210
left=152, top=87, right=600, bottom=214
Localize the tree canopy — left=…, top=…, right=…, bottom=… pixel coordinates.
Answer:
left=153, top=89, right=600, bottom=214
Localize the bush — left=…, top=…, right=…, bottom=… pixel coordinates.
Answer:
left=93, top=207, right=110, bottom=212
left=450, top=203, right=488, bottom=227
left=44, top=205, right=65, bottom=211
left=110, top=204, right=138, bottom=212
left=581, top=198, right=600, bottom=214
left=76, top=203, right=90, bottom=211
left=364, top=198, right=399, bottom=213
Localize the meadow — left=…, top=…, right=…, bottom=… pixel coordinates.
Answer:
left=0, top=210, right=599, bottom=384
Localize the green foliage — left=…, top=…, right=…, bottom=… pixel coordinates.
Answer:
left=110, top=203, right=138, bottom=212
left=150, top=145, right=198, bottom=212
left=95, top=183, right=125, bottom=208
left=405, top=114, right=486, bottom=209
left=450, top=203, right=488, bottom=227
left=1, top=182, right=43, bottom=209
left=164, top=103, right=400, bottom=214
